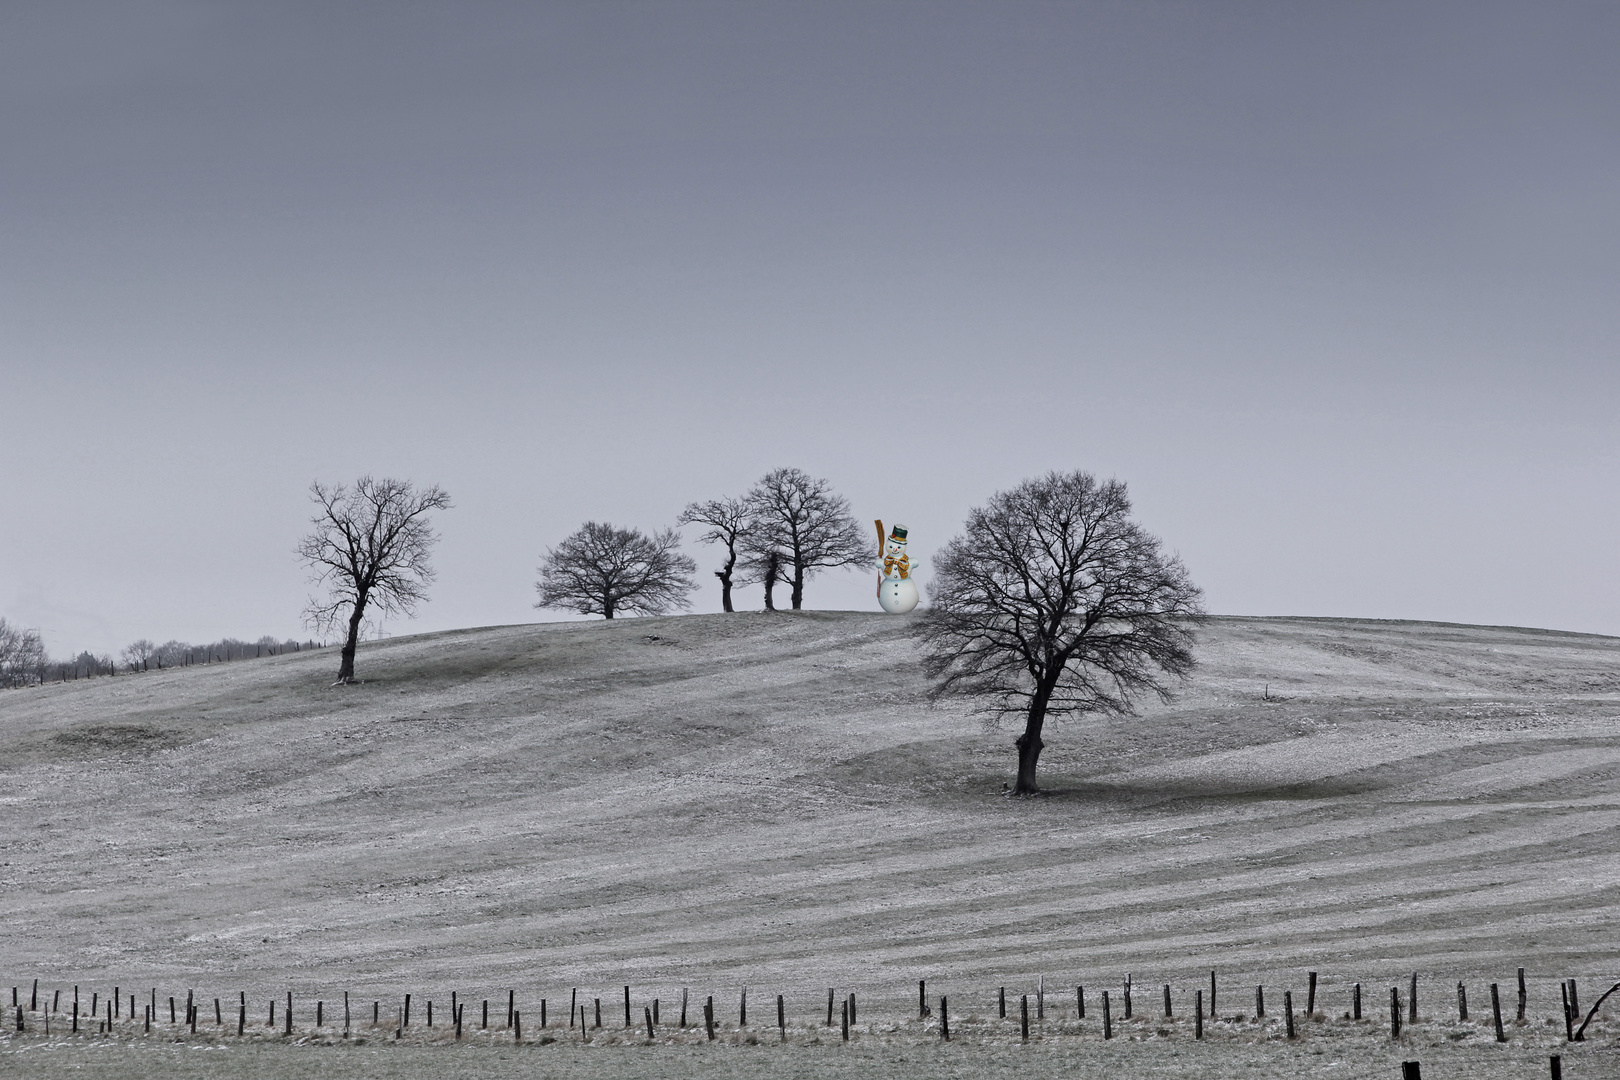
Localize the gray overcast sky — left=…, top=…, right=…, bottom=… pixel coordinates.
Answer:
left=3, top=1, right=1617, bottom=657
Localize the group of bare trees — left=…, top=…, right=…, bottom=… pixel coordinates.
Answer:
left=527, top=467, right=1204, bottom=794
left=120, top=636, right=322, bottom=672
left=0, top=615, right=324, bottom=690
left=535, top=467, right=872, bottom=620
left=15, top=463, right=1206, bottom=797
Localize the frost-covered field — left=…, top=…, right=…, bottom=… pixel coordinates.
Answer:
left=2, top=611, right=1619, bottom=1076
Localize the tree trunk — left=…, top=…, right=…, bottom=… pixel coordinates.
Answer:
left=716, top=569, right=734, bottom=613
left=790, top=565, right=805, bottom=610
left=603, top=591, right=615, bottom=619
left=763, top=575, right=776, bottom=611
left=338, top=600, right=366, bottom=682
left=1014, top=700, right=1048, bottom=795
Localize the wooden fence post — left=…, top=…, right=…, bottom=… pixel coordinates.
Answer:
left=940, top=996, right=949, bottom=1041
left=1102, top=991, right=1112, bottom=1039
left=1492, top=983, right=1504, bottom=1042
left=1307, top=971, right=1317, bottom=1016
left=1195, top=990, right=1203, bottom=1039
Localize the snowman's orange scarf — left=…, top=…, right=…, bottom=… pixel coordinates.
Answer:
left=883, top=553, right=911, bottom=580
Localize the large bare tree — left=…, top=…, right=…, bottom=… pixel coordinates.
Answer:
left=745, top=467, right=871, bottom=610
left=298, top=476, right=451, bottom=683
left=536, top=522, right=697, bottom=619
left=915, top=470, right=1203, bottom=795
left=677, top=496, right=750, bottom=612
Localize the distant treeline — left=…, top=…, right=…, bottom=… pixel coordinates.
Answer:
left=0, top=618, right=326, bottom=689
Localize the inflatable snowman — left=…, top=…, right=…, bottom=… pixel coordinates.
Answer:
left=875, top=520, right=921, bottom=614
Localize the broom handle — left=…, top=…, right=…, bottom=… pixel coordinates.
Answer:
left=874, top=520, right=886, bottom=598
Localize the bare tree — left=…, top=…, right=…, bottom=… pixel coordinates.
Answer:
left=0, top=617, right=46, bottom=688
left=536, top=522, right=697, bottom=619
left=153, top=639, right=192, bottom=669
left=915, top=470, right=1204, bottom=795
left=678, top=496, right=750, bottom=612
left=297, top=476, right=452, bottom=683
left=738, top=538, right=789, bottom=611
left=745, top=467, right=872, bottom=610
left=121, top=638, right=156, bottom=673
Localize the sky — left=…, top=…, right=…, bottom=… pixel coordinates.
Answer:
left=2, top=1, right=1617, bottom=658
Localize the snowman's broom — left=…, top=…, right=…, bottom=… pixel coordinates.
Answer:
left=874, top=519, right=885, bottom=599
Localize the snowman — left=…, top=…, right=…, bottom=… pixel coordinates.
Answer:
left=874, top=520, right=921, bottom=614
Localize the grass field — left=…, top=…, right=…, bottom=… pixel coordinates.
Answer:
left=3, top=610, right=1619, bottom=1076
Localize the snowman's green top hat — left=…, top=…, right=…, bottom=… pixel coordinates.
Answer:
left=888, top=525, right=907, bottom=542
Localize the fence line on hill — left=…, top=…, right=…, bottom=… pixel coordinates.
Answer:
left=7, top=965, right=1610, bottom=1070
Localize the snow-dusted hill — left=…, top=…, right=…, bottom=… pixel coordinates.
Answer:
left=3, top=611, right=1618, bottom=1012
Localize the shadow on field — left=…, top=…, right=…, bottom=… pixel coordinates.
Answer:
left=1034, top=777, right=1386, bottom=804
